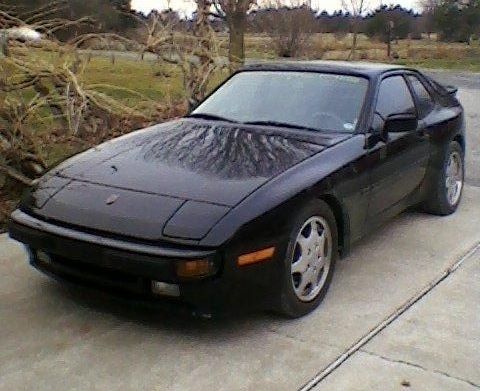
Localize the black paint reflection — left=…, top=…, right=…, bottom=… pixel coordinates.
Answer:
left=139, top=120, right=323, bottom=179
left=22, top=175, right=70, bottom=210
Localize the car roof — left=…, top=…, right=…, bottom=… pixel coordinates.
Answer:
left=241, top=60, right=414, bottom=78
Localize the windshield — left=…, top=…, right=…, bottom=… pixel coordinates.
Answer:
left=192, top=71, right=369, bottom=132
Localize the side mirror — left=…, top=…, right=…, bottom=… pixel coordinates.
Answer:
left=384, top=113, right=418, bottom=133
left=365, top=112, right=387, bottom=148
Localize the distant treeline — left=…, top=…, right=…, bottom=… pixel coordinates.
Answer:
left=248, top=5, right=426, bottom=41
left=247, top=2, right=479, bottom=43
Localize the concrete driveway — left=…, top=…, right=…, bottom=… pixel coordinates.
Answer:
left=1, top=71, right=479, bottom=391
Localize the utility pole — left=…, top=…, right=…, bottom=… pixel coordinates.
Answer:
left=0, top=30, right=9, bottom=57
left=387, top=20, right=394, bottom=58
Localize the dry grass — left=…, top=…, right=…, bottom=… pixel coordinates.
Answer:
left=241, top=33, right=480, bottom=71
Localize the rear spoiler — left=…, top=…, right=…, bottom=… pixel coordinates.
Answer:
left=445, top=85, right=458, bottom=96
left=426, top=76, right=458, bottom=98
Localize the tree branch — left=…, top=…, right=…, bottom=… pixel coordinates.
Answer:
left=0, top=162, right=34, bottom=186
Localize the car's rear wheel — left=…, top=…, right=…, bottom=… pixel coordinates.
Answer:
left=423, top=140, right=464, bottom=216
left=277, top=200, right=338, bottom=318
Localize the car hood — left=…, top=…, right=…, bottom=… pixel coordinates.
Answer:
left=29, top=119, right=349, bottom=242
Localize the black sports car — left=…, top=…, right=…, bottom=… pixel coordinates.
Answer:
left=9, top=61, right=465, bottom=317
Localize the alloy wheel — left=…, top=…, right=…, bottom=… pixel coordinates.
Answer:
left=445, top=150, right=463, bottom=207
left=291, top=216, right=332, bottom=302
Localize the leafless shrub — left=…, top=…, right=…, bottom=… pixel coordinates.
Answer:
left=0, top=91, right=48, bottom=184
left=0, top=2, right=156, bottom=187
left=253, top=3, right=316, bottom=58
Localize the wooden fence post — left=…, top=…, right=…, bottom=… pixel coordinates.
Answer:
left=0, top=30, right=9, bottom=57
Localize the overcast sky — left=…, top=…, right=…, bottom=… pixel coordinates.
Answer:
left=131, top=0, right=421, bottom=17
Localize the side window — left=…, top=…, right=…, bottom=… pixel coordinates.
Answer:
left=407, top=75, right=435, bottom=118
left=376, top=76, right=415, bottom=119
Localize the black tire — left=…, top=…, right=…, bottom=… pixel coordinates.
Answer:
left=277, top=199, right=338, bottom=318
left=423, top=140, right=464, bottom=216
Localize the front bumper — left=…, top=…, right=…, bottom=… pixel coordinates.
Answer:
left=8, top=210, right=284, bottom=314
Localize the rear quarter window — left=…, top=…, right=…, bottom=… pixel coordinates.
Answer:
left=407, top=75, right=435, bottom=118
left=425, top=76, right=460, bottom=107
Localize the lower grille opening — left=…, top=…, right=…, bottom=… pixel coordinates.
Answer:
left=34, top=251, right=148, bottom=295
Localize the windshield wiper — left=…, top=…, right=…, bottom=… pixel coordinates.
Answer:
left=187, top=113, right=238, bottom=123
left=242, top=120, right=320, bottom=132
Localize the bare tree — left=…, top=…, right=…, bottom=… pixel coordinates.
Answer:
left=125, top=1, right=224, bottom=109
left=342, top=0, right=368, bottom=59
left=212, top=0, right=257, bottom=70
left=418, top=0, right=441, bottom=39
left=183, top=0, right=221, bottom=106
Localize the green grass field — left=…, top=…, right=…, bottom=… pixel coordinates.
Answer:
left=82, top=57, right=184, bottom=103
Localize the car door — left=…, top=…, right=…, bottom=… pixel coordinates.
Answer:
left=366, top=74, right=430, bottom=226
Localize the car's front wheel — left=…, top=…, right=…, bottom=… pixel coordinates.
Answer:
left=424, top=140, right=464, bottom=216
left=278, top=200, right=338, bottom=318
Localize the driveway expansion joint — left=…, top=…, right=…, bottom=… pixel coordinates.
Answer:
left=298, top=241, right=480, bottom=391
left=358, top=349, right=480, bottom=389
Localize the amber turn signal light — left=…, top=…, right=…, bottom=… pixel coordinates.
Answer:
left=176, top=259, right=215, bottom=278
left=237, top=247, right=275, bottom=267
